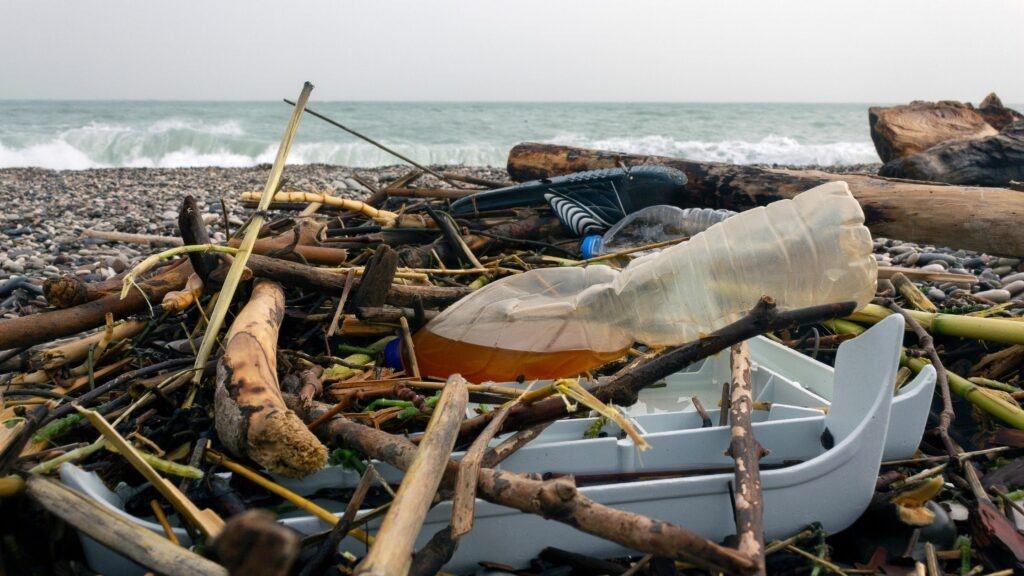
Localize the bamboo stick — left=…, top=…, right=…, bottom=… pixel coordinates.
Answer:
left=850, top=304, right=1024, bottom=345
left=188, top=82, right=313, bottom=398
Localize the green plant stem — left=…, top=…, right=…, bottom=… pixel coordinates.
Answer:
left=849, top=303, right=1024, bottom=345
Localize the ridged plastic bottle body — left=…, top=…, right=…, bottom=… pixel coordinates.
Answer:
left=598, top=206, right=737, bottom=254
left=414, top=181, right=877, bottom=381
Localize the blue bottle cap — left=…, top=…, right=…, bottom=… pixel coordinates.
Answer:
left=580, top=235, right=603, bottom=259
left=384, top=338, right=405, bottom=371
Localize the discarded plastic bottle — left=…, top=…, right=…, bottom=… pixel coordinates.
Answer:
left=395, top=181, right=877, bottom=383
left=580, top=205, right=737, bottom=259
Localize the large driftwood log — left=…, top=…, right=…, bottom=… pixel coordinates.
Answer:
left=215, top=280, right=327, bottom=477
left=880, top=121, right=1024, bottom=187
left=868, top=100, right=997, bottom=162
left=506, top=142, right=1024, bottom=256
left=979, top=93, right=1024, bottom=131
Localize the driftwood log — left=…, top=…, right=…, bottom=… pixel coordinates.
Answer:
left=868, top=100, right=997, bottom=162
left=215, top=280, right=327, bottom=477
left=506, top=142, right=1024, bottom=256
left=880, top=121, right=1024, bottom=187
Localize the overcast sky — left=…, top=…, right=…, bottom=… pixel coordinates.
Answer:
left=2, top=0, right=1022, bottom=102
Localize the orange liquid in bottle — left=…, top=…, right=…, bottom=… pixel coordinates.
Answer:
left=412, top=329, right=628, bottom=382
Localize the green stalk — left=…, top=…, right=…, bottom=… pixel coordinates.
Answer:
left=904, top=354, right=1024, bottom=430
left=822, top=318, right=866, bottom=335
left=324, top=336, right=395, bottom=381
left=850, top=304, right=1024, bottom=345
left=969, top=376, right=1021, bottom=393
left=185, top=82, right=314, bottom=404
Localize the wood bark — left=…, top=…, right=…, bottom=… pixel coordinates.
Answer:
left=727, top=342, right=767, bottom=575
left=879, top=121, right=1024, bottom=187
left=351, top=245, right=399, bottom=314
left=26, top=475, right=228, bottom=576
left=869, top=100, right=997, bottom=162
left=506, top=142, right=1024, bottom=256
left=299, top=403, right=758, bottom=575
left=355, top=375, right=468, bottom=576
left=215, top=280, right=327, bottom=477
left=179, top=195, right=216, bottom=282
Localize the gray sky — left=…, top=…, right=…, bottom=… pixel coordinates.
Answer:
left=2, top=0, right=1022, bottom=102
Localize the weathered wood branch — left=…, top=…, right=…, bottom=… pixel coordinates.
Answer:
left=727, top=342, right=767, bottom=575
left=215, top=280, right=327, bottom=477
left=0, top=259, right=192, bottom=350
left=355, top=375, right=468, bottom=576
left=26, top=475, right=228, bottom=576
left=506, top=142, right=1024, bottom=256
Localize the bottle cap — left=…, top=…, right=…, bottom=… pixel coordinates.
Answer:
left=383, top=338, right=405, bottom=372
left=580, top=235, right=603, bottom=259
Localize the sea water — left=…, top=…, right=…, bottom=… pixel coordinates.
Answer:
left=0, top=101, right=905, bottom=170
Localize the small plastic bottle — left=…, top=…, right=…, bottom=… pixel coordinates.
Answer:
left=579, top=206, right=737, bottom=258
left=400, top=181, right=877, bottom=383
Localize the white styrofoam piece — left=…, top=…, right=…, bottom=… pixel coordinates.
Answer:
left=61, top=315, right=935, bottom=575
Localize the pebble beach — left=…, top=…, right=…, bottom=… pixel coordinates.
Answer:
left=2, top=162, right=1020, bottom=318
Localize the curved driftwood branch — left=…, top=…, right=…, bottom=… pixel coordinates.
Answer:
left=216, top=280, right=327, bottom=477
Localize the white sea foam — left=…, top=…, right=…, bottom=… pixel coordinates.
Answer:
left=0, top=116, right=879, bottom=170
left=545, top=134, right=879, bottom=166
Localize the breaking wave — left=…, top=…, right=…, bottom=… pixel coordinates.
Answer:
left=0, top=118, right=878, bottom=170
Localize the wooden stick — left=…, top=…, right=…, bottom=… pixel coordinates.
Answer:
left=506, top=142, right=1024, bottom=256
left=728, top=342, right=767, bottom=575
left=26, top=475, right=227, bottom=576
left=355, top=375, right=469, bottom=576
left=151, top=499, right=181, bottom=545
left=75, top=406, right=225, bottom=538
left=298, top=465, right=376, bottom=576
left=451, top=404, right=512, bottom=537
left=244, top=191, right=398, bottom=224
left=878, top=265, right=976, bottom=285
left=83, top=228, right=184, bottom=246
left=178, top=195, right=215, bottom=282
left=205, top=450, right=373, bottom=545
left=891, top=272, right=938, bottom=312
left=191, top=82, right=313, bottom=395
left=399, top=317, right=421, bottom=380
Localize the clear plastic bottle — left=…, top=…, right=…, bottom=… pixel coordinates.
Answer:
left=580, top=206, right=737, bottom=258
left=408, top=181, right=877, bottom=382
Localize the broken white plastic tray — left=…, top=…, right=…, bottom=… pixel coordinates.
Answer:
left=61, top=315, right=935, bottom=575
